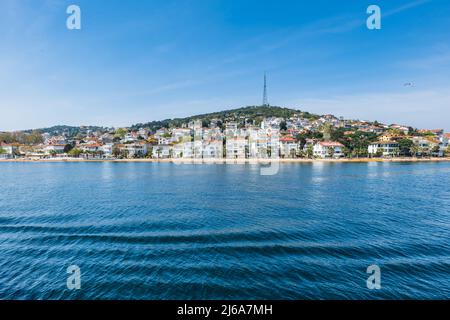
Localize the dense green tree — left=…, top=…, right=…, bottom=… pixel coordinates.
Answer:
left=112, top=146, right=121, bottom=157
left=64, top=144, right=74, bottom=153
left=0, top=131, right=43, bottom=145
left=130, top=106, right=314, bottom=131
left=68, top=148, right=83, bottom=157
left=306, top=145, right=314, bottom=158
left=327, top=147, right=335, bottom=158
left=322, top=123, right=333, bottom=141
left=296, top=135, right=307, bottom=149
left=202, top=119, right=211, bottom=128
left=342, top=147, right=350, bottom=158
left=398, top=139, right=414, bottom=156
left=410, top=145, right=420, bottom=157
left=431, top=145, right=441, bottom=157
left=115, top=128, right=127, bottom=138
left=445, top=146, right=450, bottom=157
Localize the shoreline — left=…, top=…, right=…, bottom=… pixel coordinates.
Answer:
left=2, top=157, right=450, bottom=164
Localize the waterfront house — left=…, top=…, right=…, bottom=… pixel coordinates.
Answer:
left=202, top=140, right=224, bottom=159
left=79, top=143, right=102, bottom=153
left=411, top=136, right=442, bottom=157
left=44, top=144, right=66, bottom=154
left=122, top=142, right=150, bottom=158
left=368, top=141, right=400, bottom=157
left=172, top=142, right=188, bottom=158
left=247, top=128, right=269, bottom=158
left=279, top=136, right=299, bottom=158
left=0, top=142, right=18, bottom=159
left=152, top=144, right=172, bottom=158
left=100, top=143, right=114, bottom=157
left=226, top=137, right=247, bottom=159
left=183, top=142, right=195, bottom=158
left=191, top=140, right=204, bottom=158
left=302, top=139, right=318, bottom=154
left=265, top=127, right=280, bottom=157
left=313, top=141, right=345, bottom=158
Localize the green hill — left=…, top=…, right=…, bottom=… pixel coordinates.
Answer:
left=6, top=106, right=321, bottom=139
left=131, top=106, right=320, bottom=131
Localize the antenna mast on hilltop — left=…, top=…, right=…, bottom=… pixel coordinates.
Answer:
left=262, top=72, right=269, bottom=107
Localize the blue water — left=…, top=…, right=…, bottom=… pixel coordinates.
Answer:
left=0, top=162, right=449, bottom=300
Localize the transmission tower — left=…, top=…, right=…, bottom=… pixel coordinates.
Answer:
left=262, top=73, right=269, bottom=107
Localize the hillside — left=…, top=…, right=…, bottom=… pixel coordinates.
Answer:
left=130, top=106, right=320, bottom=131
left=7, top=106, right=319, bottom=138
left=22, top=125, right=110, bottom=137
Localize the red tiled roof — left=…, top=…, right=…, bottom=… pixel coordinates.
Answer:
left=419, top=129, right=443, bottom=134
left=371, top=141, right=399, bottom=145
left=280, top=137, right=296, bottom=142
left=319, top=141, right=344, bottom=147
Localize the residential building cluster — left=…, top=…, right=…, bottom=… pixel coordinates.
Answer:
left=1, top=113, right=449, bottom=160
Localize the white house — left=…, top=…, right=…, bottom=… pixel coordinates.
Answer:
left=173, top=142, right=193, bottom=159
left=173, top=143, right=185, bottom=158
left=44, top=144, right=66, bottom=154
left=188, top=119, right=202, bottom=131
left=313, top=141, right=345, bottom=158
left=122, top=132, right=136, bottom=143
left=202, top=140, right=223, bottom=159
left=279, top=137, right=298, bottom=158
left=411, top=136, right=443, bottom=157
left=225, top=121, right=238, bottom=133
left=172, top=128, right=192, bottom=143
left=0, top=142, right=18, bottom=159
left=226, top=137, right=247, bottom=159
left=79, top=143, right=101, bottom=153
left=45, top=135, right=66, bottom=145
left=202, top=128, right=223, bottom=141
left=137, top=128, right=150, bottom=139
left=122, top=142, right=150, bottom=157
left=152, top=144, right=172, bottom=158
left=368, top=141, right=399, bottom=157
left=100, top=143, right=114, bottom=156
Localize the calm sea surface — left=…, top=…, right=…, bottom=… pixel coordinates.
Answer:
left=0, top=162, right=449, bottom=299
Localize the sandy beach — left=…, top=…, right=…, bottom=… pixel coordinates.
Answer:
left=2, top=157, right=450, bottom=164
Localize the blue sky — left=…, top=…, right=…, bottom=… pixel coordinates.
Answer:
left=0, top=0, right=449, bottom=131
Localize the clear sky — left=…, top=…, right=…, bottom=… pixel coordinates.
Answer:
left=0, top=0, right=449, bottom=131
